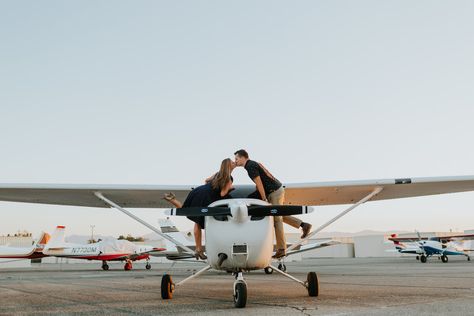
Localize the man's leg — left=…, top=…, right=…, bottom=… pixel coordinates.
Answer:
left=283, top=216, right=302, bottom=228
left=268, top=187, right=286, bottom=258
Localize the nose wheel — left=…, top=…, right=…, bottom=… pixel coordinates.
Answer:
left=233, top=272, right=247, bottom=308
left=277, top=263, right=287, bottom=272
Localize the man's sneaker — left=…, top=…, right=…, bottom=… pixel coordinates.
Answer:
left=301, top=222, right=312, bottom=239
left=272, top=249, right=286, bottom=259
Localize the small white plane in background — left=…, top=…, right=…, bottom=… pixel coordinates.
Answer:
left=153, top=217, right=341, bottom=273
left=43, top=226, right=165, bottom=270
left=2, top=175, right=474, bottom=307
left=389, top=232, right=473, bottom=263
left=0, top=232, right=50, bottom=260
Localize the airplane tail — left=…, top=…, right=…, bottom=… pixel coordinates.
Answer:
left=34, top=232, right=51, bottom=249
left=47, top=226, right=66, bottom=248
left=389, top=234, right=405, bottom=251
left=158, top=218, right=193, bottom=252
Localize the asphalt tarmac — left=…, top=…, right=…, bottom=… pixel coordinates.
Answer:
left=0, top=257, right=473, bottom=315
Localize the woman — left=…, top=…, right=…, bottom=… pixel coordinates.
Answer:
left=163, top=158, right=235, bottom=260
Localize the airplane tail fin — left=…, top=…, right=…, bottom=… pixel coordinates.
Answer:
left=35, top=232, right=51, bottom=249
left=158, top=218, right=193, bottom=252
left=47, top=226, right=66, bottom=247
left=389, top=233, right=405, bottom=250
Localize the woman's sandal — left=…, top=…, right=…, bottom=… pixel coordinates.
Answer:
left=194, top=249, right=207, bottom=260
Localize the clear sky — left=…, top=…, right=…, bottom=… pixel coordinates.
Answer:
left=1, top=1, right=474, bottom=238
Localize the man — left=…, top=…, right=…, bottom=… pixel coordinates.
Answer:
left=234, top=149, right=312, bottom=258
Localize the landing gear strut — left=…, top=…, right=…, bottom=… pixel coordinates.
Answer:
left=101, top=261, right=109, bottom=271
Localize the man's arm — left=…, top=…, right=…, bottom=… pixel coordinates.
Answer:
left=252, top=176, right=267, bottom=201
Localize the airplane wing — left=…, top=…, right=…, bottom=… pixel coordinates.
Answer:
left=438, top=234, right=474, bottom=242
left=1, top=175, right=474, bottom=207
left=286, top=240, right=341, bottom=256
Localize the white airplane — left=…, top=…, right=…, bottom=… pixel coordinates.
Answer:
left=43, top=225, right=165, bottom=270
left=389, top=233, right=473, bottom=263
left=1, top=175, right=474, bottom=307
left=153, top=217, right=341, bottom=273
left=0, top=232, right=50, bottom=260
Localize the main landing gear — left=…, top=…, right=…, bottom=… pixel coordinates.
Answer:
left=101, top=261, right=109, bottom=271
left=124, top=259, right=133, bottom=271
left=420, top=254, right=427, bottom=263
left=160, top=264, right=319, bottom=308
left=145, top=258, right=151, bottom=270
left=441, top=255, right=449, bottom=263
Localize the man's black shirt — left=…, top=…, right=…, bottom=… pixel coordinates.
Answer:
left=244, top=160, right=282, bottom=195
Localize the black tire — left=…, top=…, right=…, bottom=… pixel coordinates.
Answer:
left=441, top=255, right=448, bottom=263
left=102, top=265, right=109, bottom=271
left=278, top=263, right=287, bottom=272
left=233, top=281, right=247, bottom=308
left=161, top=274, right=173, bottom=299
left=420, top=255, right=427, bottom=263
left=307, top=272, right=319, bottom=297
left=146, top=264, right=151, bottom=270
left=416, top=256, right=419, bottom=260
left=468, top=257, right=471, bottom=261
left=264, top=267, right=273, bottom=274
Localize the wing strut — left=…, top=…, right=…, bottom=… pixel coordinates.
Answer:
left=94, top=192, right=195, bottom=255
left=285, top=187, right=383, bottom=254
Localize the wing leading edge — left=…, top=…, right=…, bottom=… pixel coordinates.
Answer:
left=1, top=175, right=474, bottom=208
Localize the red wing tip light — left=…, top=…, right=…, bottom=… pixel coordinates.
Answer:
left=57, top=225, right=66, bottom=229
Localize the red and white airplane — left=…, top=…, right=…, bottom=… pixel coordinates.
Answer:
left=1, top=175, right=474, bottom=307
left=43, top=226, right=165, bottom=271
left=0, top=232, right=50, bottom=260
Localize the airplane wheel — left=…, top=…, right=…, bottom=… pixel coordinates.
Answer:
left=278, top=263, right=286, bottom=272
left=264, top=267, right=273, bottom=274
left=161, top=274, right=173, bottom=299
left=441, top=255, right=448, bottom=263
left=416, top=256, right=419, bottom=260
left=420, top=255, right=427, bottom=263
left=146, top=264, right=151, bottom=270
left=233, top=281, right=247, bottom=308
left=102, top=264, right=109, bottom=271
left=468, top=257, right=471, bottom=261
left=307, top=272, right=319, bottom=297
left=124, top=262, right=132, bottom=271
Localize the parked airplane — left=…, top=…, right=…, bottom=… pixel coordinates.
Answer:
left=2, top=175, right=474, bottom=307
left=389, top=233, right=473, bottom=263
left=43, top=226, right=165, bottom=270
left=0, top=232, right=50, bottom=260
left=153, top=217, right=341, bottom=273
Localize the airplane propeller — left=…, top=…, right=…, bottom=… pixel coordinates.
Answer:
left=165, top=207, right=232, bottom=217
left=247, top=205, right=314, bottom=217
left=164, top=205, right=314, bottom=217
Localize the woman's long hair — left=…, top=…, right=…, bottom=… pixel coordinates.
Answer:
left=211, top=158, right=232, bottom=191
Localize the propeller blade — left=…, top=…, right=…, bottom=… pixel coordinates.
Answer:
left=165, top=207, right=231, bottom=217
left=247, top=205, right=314, bottom=217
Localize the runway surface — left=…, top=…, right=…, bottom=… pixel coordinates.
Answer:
left=0, top=257, right=473, bottom=315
